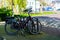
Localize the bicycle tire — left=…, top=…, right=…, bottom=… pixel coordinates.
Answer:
left=5, top=21, right=18, bottom=35
left=27, top=18, right=42, bottom=34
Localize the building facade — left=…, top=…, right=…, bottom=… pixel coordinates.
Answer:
left=45, top=0, right=60, bottom=11
left=26, top=0, right=40, bottom=12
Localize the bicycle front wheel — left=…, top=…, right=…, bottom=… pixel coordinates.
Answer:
left=27, top=18, right=42, bottom=34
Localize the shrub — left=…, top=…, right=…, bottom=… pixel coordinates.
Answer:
left=0, top=7, right=12, bottom=21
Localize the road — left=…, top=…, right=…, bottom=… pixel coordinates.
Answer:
left=35, top=13, right=60, bottom=36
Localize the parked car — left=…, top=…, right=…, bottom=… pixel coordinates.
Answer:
left=57, top=9, right=60, bottom=11
left=42, top=6, right=53, bottom=11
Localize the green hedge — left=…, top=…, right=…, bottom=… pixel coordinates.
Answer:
left=0, top=7, right=12, bottom=21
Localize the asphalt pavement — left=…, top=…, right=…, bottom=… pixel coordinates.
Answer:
left=35, top=13, right=60, bottom=36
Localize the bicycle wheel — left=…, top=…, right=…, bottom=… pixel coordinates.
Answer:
left=27, top=18, right=42, bottom=34
left=5, top=21, right=18, bottom=35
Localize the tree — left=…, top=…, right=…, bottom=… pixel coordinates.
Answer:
left=6, top=0, right=26, bottom=14
left=17, top=0, right=26, bottom=10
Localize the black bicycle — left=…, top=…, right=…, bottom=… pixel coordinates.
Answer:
left=4, top=8, right=42, bottom=35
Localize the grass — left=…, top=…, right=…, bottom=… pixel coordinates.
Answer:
left=14, top=11, right=54, bottom=17
left=0, top=25, right=60, bottom=40
left=30, top=11, right=54, bottom=16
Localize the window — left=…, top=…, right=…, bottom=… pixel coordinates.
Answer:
left=32, top=2, right=33, bottom=5
left=30, top=2, right=31, bottom=5
left=0, top=0, right=2, bottom=3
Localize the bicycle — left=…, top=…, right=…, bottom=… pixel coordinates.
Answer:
left=4, top=8, right=42, bottom=35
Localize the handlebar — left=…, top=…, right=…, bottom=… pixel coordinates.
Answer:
left=23, top=8, right=32, bottom=13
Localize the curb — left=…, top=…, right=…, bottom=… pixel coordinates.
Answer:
left=0, top=21, right=5, bottom=25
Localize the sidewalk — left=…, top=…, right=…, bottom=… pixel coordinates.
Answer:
left=44, top=13, right=60, bottom=19
left=0, top=21, right=5, bottom=25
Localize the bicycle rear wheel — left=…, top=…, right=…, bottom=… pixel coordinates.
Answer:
left=5, top=22, right=18, bottom=35
left=27, top=18, right=42, bottom=34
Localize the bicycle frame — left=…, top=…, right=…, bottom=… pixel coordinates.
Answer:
left=15, top=15, right=32, bottom=30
